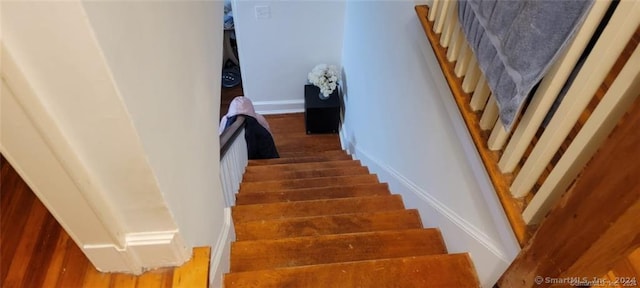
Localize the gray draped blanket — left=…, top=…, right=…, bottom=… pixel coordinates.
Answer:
left=458, top=0, right=593, bottom=130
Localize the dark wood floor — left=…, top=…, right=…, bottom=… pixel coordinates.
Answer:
left=0, top=156, right=210, bottom=287
left=219, top=80, right=342, bottom=156
left=264, top=114, right=342, bottom=156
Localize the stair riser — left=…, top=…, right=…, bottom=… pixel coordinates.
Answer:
left=235, top=184, right=390, bottom=205
left=230, top=229, right=447, bottom=272
left=248, top=155, right=352, bottom=166
left=242, top=167, right=370, bottom=182
left=232, top=195, right=405, bottom=223
left=224, top=254, right=479, bottom=288
left=244, top=160, right=361, bottom=174
left=239, top=175, right=379, bottom=193
left=235, top=210, right=424, bottom=241
left=274, top=150, right=347, bottom=158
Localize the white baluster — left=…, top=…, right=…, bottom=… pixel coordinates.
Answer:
left=524, top=45, right=640, bottom=224
left=470, top=75, right=491, bottom=111
left=462, top=55, right=480, bottom=93
left=498, top=0, right=612, bottom=174
left=447, top=25, right=463, bottom=62
left=510, top=0, right=640, bottom=197
left=488, top=121, right=509, bottom=151
left=480, top=96, right=499, bottom=130
left=429, top=0, right=441, bottom=22
left=454, top=42, right=471, bottom=77
left=440, top=1, right=458, bottom=48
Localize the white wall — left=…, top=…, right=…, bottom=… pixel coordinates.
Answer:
left=82, top=2, right=229, bottom=285
left=82, top=0, right=225, bottom=256
left=232, top=0, right=345, bottom=114
left=1, top=1, right=189, bottom=272
left=340, top=2, right=520, bottom=286
left=2, top=0, right=229, bottom=281
left=2, top=0, right=177, bottom=237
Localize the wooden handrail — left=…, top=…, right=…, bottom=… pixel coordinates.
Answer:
left=415, top=5, right=529, bottom=246
left=220, top=115, right=246, bottom=158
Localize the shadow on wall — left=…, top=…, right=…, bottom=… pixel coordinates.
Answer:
left=338, top=66, right=358, bottom=155
left=339, top=67, right=349, bottom=127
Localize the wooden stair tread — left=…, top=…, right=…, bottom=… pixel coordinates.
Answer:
left=248, top=154, right=352, bottom=166
left=224, top=253, right=479, bottom=288
left=272, top=136, right=342, bottom=152
left=230, top=229, right=447, bottom=272
left=273, top=149, right=347, bottom=158
left=235, top=183, right=391, bottom=205
left=232, top=195, right=405, bottom=222
left=242, top=166, right=370, bottom=182
left=272, top=133, right=339, bottom=139
left=278, top=150, right=346, bottom=158
left=263, top=114, right=307, bottom=134
left=235, top=209, right=424, bottom=241
left=245, top=159, right=361, bottom=173
left=239, top=175, right=379, bottom=193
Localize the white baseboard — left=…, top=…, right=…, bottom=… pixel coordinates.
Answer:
left=83, top=230, right=189, bottom=274
left=354, top=147, right=509, bottom=259
left=82, top=244, right=136, bottom=273
left=253, top=99, right=304, bottom=115
left=209, top=207, right=235, bottom=288
left=420, top=39, right=521, bottom=259
left=126, top=231, right=190, bottom=268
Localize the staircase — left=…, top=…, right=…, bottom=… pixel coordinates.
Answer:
left=224, top=148, right=480, bottom=287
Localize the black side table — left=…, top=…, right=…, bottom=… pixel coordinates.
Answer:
left=304, top=84, right=340, bottom=134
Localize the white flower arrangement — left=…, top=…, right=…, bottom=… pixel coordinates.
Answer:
left=308, top=64, right=339, bottom=97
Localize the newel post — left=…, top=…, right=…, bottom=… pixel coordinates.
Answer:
left=499, top=98, right=640, bottom=287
